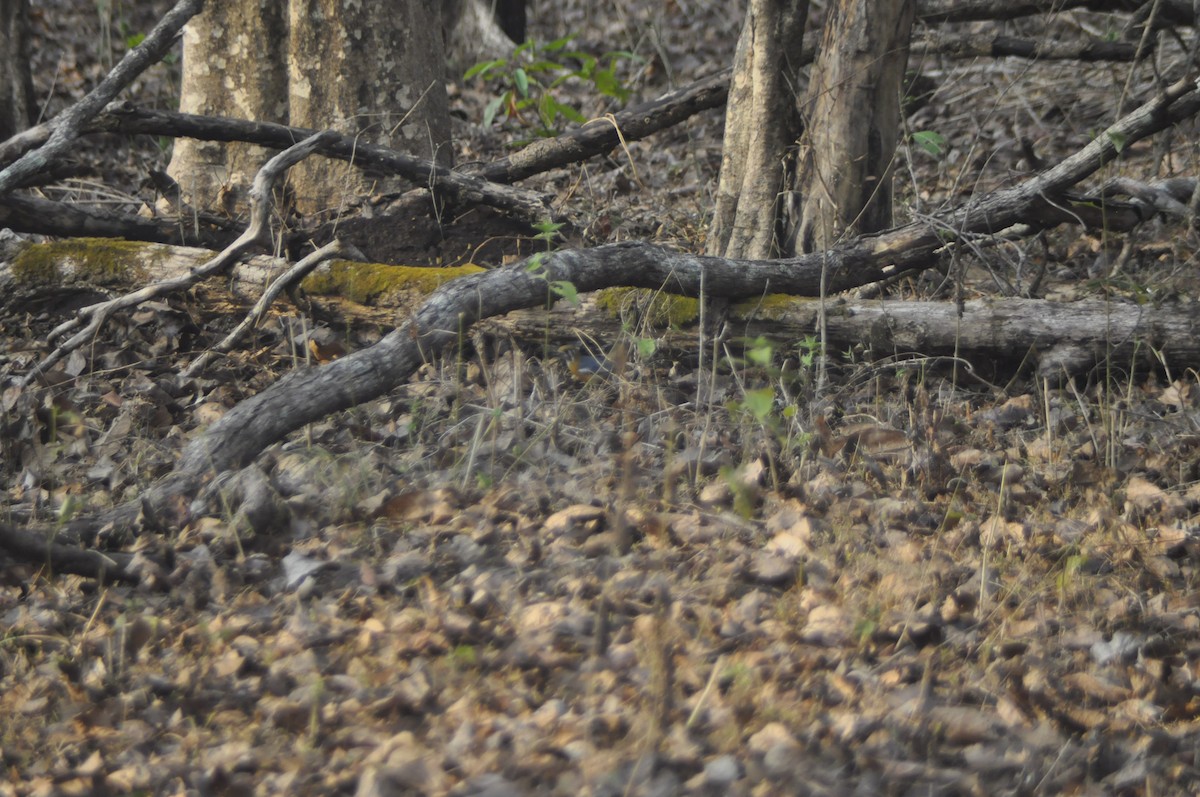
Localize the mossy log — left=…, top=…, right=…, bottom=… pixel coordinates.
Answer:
left=6, top=235, right=1199, bottom=383
left=0, top=237, right=483, bottom=318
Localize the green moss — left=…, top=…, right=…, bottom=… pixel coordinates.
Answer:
left=10, top=238, right=159, bottom=285
left=732, top=294, right=806, bottom=321
left=302, top=261, right=484, bottom=305
left=594, top=287, right=701, bottom=328
left=593, top=290, right=816, bottom=328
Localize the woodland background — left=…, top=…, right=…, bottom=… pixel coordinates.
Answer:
left=2, top=0, right=1200, bottom=795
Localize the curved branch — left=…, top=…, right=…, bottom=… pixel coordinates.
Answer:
left=183, top=238, right=361, bottom=377
left=22, top=131, right=338, bottom=385
left=0, top=522, right=142, bottom=584
left=11, top=67, right=1200, bottom=576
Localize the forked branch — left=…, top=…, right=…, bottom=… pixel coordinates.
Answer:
left=22, top=131, right=339, bottom=385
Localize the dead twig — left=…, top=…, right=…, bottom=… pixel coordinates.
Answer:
left=0, top=522, right=143, bottom=584
left=183, top=238, right=364, bottom=377
left=21, top=131, right=339, bottom=386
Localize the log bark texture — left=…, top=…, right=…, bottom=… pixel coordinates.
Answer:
left=287, top=0, right=451, bottom=213
left=498, top=295, right=1200, bottom=380
left=166, top=0, right=287, bottom=214
left=167, top=0, right=452, bottom=215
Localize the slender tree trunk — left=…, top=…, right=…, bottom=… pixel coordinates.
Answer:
left=706, top=0, right=808, bottom=260
left=0, top=0, right=35, bottom=141
left=790, top=0, right=915, bottom=253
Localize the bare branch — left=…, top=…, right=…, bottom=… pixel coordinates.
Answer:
left=0, top=0, right=205, bottom=195
left=913, top=33, right=1141, bottom=61
left=22, top=131, right=337, bottom=385
left=183, top=239, right=362, bottom=377
left=0, top=522, right=142, bottom=584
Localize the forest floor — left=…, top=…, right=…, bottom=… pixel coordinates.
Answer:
left=3, top=1, right=1200, bottom=796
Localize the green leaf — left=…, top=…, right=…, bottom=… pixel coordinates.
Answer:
left=537, top=94, right=559, bottom=130
left=527, top=60, right=566, bottom=75
left=636, top=338, right=657, bottom=358
left=463, top=59, right=504, bottom=80
left=746, top=336, right=774, bottom=367
left=525, top=252, right=546, bottom=274
left=543, top=36, right=575, bottom=52
left=556, top=101, right=587, bottom=125
left=571, top=53, right=598, bottom=78
left=593, top=68, right=629, bottom=101
left=514, top=68, right=530, bottom=98
left=742, top=387, right=775, bottom=423
left=482, top=95, right=505, bottom=128
left=911, top=130, right=946, bottom=157
left=533, top=219, right=565, bottom=236
left=550, top=280, right=581, bottom=306
left=1106, top=130, right=1127, bottom=152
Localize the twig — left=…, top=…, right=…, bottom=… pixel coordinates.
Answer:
left=0, top=0, right=205, bottom=195
left=21, top=131, right=338, bottom=386
left=0, top=522, right=142, bottom=584
left=84, top=103, right=555, bottom=219
left=183, top=238, right=362, bottom=376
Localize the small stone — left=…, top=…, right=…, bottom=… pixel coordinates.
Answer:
left=762, top=741, right=803, bottom=778
left=698, top=480, right=731, bottom=506
left=749, top=551, right=798, bottom=586
left=703, top=754, right=740, bottom=784
left=442, top=534, right=484, bottom=565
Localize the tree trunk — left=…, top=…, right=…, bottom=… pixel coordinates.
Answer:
left=791, top=0, right=915, bottom=253
left=0, top=0, right=35, bottom=141
left=167, top=0, right=452, bottom=216
left=166, top=0, right=288, bottom=213
left=706, top=0, right=808, bottom=260
left=288, top=0, right=451, bottom=213
left=444, top=0, right=523, bottom=69
left=495, top=0, right=526, bottom=43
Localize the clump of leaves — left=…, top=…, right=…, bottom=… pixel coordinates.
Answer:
left=465, top=36, right=639, bottom=136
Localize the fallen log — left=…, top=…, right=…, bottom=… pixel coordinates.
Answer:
left=498, top=295, right=1200, bottom=381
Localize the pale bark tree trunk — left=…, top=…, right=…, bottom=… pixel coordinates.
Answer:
left=288, top=0, right=451, bottom=213
left=0, top=0, right=35, bottom=141
left=706, top=0, right=808, bottom=260
left=166, top=0, right=287, bottom=214
left=444, top=0, right=524, bottom=69
left=791, top=0, right=915, bottom=253
left=167, top=0, right=452, bottom=216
